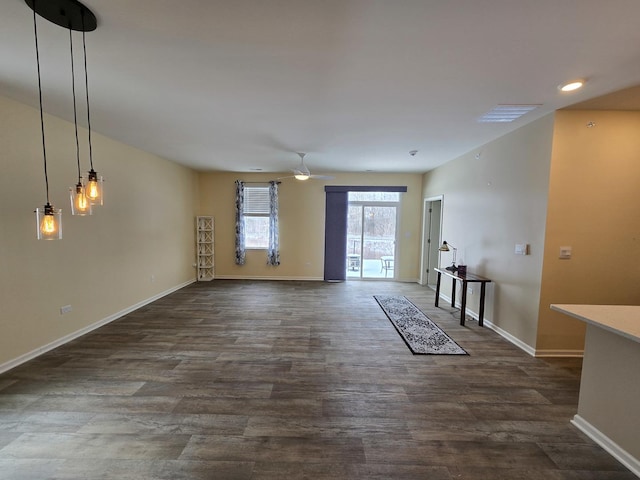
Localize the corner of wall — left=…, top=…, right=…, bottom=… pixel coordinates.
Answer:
left=536, top=110, right=640, bottom=352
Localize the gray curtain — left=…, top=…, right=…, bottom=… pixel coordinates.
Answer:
left=234, top=180, right=245, bottom=265
left=323, top=191, right=348, bottom=281
left=267, top=181, right=280, bottom=266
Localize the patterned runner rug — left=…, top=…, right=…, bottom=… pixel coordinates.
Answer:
left=374, top=295, right=467, bottom=355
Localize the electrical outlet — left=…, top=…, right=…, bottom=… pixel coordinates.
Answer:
left=60, top=305, right=72, bottom=315
left=150, top=274, right=156, bottom=283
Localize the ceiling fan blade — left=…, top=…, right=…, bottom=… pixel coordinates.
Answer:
left=310, top=174, right=334, bottom=180
left=277, top=173, right=332, bottom=181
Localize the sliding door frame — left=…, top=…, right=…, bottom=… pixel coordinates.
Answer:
left=324, top=185, right=407, bottom=282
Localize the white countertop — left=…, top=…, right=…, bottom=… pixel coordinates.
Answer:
left=551, top=304, right=640, bottom=344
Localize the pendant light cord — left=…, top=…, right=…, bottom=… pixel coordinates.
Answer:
left=69, top=27, right=82, bottom=183
left=33, top=2, right=50, bottom=205
left=81, top=16, right=94, bottom=171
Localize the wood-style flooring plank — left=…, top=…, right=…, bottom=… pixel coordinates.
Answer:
left=0, top=279, right=635, bottom=479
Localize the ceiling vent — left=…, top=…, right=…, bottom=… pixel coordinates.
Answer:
left=478, top=104, right=540, bottom=123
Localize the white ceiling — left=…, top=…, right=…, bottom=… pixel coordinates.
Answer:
left=3, top=0, right=640, bottom=174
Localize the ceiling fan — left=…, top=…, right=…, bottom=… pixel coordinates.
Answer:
left=281, top=153, right=334, bottom=181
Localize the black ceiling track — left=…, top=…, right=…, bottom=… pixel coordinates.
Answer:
left=25, top=0, right=97, bottom=32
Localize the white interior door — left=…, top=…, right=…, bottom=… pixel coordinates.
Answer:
left=421, top=197, right=442, bottom=287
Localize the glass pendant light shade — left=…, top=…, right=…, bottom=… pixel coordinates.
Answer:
left=86, top=169, right=103, bottom=205
left=36, top=203, right=62, bottom=240
left=82, top=23, right=104, bottom=207
left=67, top=26, right=92, bottom=217
left=70, top=182, right=92, bottom=215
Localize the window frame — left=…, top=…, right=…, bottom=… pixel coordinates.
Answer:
left=243, top=185, right=271, bottom=250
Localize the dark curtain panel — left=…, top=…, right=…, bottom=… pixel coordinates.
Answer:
left=323, top=191, right=349, bottom=281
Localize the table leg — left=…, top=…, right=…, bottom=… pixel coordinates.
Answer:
left=479, top=282, right=486, bottom=327
left=460, top=280, right=467, bottom=326
left=451, top=280, right=456, bottom=308
left=435, top=271, right=442, bottom=307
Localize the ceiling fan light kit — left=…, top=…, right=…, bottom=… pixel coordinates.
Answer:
left=284, top=152, right=333, bottom=181
left=293, top=153, right=310, bottom=180
left=293, top=153, right=311, bottom=180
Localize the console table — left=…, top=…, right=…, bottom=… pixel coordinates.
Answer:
left=434, top=267, right=491, bottom=326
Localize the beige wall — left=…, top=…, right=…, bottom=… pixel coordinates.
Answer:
left=198, top=172, right=423, bottom=282
left=423, top=110, right=640, bottom=354
left=6, top=90, right=637, bottom=368
left=537, top=110, right=640, bottom=351
left=0, top=95, right=198, bottom=368
left=423, top=115, right=555, bottom=351
left=0, top=92, right=422, bottom=369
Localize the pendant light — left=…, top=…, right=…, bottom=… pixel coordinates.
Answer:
left=68, top=26, right=91, bottom=216
left=26, top=0, right=98, bottom=239
left=81, top=14, right=103, bottom=206
left=31, top=1, right=61, bottom=240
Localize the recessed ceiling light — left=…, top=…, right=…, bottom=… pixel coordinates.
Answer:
left=477, top=104, right=540, bottom=123
left=559, top=80, right=585, bottom=92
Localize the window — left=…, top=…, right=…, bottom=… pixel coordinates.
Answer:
left=243, top=186, right=270, bottom=249
left=235, top=180, right=280, bottom=266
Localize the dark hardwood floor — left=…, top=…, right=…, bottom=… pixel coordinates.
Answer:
left=0, top=280, right=635, bottom=479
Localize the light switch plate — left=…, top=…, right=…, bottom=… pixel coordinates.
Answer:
left=515, top=243, right=529, bottom=255
left=559, top=246, right=572, bottom=259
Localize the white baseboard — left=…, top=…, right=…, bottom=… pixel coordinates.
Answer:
left=436, top=292, right=577, bottom=358
left=215, top=275, right=418, bottom=283
left=534, top=349, right=584, bottom=358
left=571, top=414, right=640, bottom=477
left=0, top=279, right=195, bottom=375
left=482, top=320, right=538, bottom=357
left=214, top=275, right=418, bottom=282
left=214, top=275, right=324, bottom=281
left=484, top=319, right=583, bottom=358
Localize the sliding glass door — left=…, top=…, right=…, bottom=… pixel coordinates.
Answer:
left=347, top=194, right=398, bottom=279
